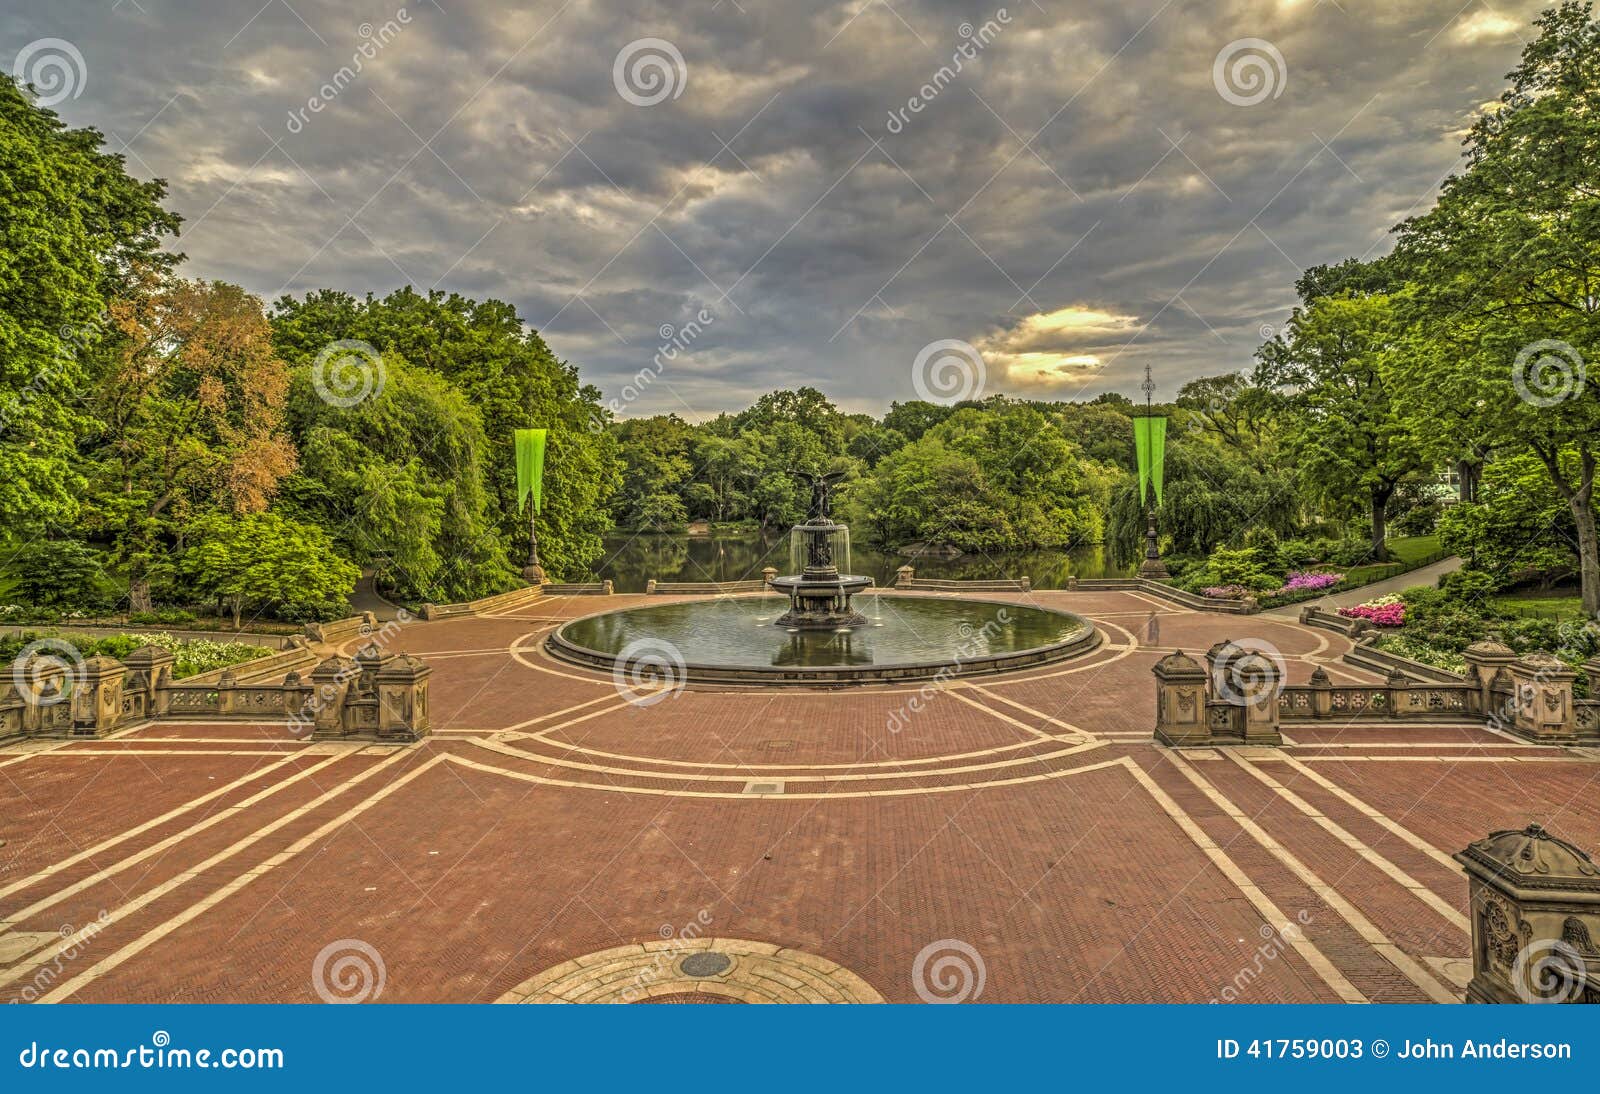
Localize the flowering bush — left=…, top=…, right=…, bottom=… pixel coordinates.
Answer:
left=1338, top=593, right=1406, bottom=627
left=1200, top=585, right=1255, bottom=600
left=1274, top=571, right=1344, bottom=595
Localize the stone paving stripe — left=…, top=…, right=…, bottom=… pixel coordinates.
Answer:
left=35, top=752, right=441, bottom=1003
left=1166, top=753, right=1458, bottom=1004
left=1117, top=757, right=1365, bottom=1003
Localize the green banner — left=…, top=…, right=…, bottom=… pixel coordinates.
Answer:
left=515, top=428, right=547, bottom=514
left=1133, top=416, right=1167, bottom=507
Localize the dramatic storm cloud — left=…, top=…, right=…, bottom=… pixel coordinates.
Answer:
left=6, top=0, right=1547, bottom=415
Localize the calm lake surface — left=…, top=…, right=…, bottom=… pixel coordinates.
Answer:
left=594, top=533, right=1131, bottom=593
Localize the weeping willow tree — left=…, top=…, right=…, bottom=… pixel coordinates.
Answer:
left=1108, top=442, right=1299, bottom=567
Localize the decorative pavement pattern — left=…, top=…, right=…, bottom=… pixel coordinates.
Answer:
left=2, top=589, right=1596, bottom=1004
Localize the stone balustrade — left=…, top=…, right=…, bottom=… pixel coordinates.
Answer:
left=1, top=641, right=432, bottom=746
left=1153, top=638, right=1600, bottom=748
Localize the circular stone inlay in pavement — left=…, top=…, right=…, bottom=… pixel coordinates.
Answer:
left=496, top=937, right=885, bottom=1004
left=680, top=952, right=733, bottom=978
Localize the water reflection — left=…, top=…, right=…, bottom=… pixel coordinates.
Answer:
left=593, top=533, right=1130, bottom=593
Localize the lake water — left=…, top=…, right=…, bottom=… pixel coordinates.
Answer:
left=594, top=533, right=1130, bottom=593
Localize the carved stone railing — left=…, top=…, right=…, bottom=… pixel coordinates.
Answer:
left=305, top=612, right=378, bottom=644
left=420, top=584, right=544, bottom=620
left=1153, top=639, right=1600, bottom=747
left=1, top=641, right=433, bottom=746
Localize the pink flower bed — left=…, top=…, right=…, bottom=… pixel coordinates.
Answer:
left=1338, top=594, right=1406, bottom=627
left=1276, top=570, right=1343, bottom=595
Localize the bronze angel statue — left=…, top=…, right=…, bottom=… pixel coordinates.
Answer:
left=789, top=469, right=848, bottom=521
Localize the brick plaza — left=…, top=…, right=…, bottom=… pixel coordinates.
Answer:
left=4, top=589, right=1596, bottom=1004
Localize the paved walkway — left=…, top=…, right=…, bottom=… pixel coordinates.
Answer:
left=1264, top=555, right=1462, bottom=617
left=5, top=583, right=1594, bottom=1005
left=348, top=570, right=406, bottom=622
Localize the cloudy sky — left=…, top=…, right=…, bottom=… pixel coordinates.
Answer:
left=8, top=0, right=1548, bottom=417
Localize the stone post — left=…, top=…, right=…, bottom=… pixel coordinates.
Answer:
left=1455, top=824, right=1600, bottom=1004
left=1153, top=650, right=1210, bottom=747
left=122, top=644, right=175, bottom=721
left=216, top=669, right=240, bottom=717
left=1385, top=668, right=1412, bottom=719
left=70, top=656, right=127, bottom=738
left=761, top=567, right=777, bottom=588
left=1203, top=640, right=1281, bottom=746
left=375, top=654, right=432, bottom=743
left=1066, top=575, right=1078, bottom=591
left=1509, top=652, right=1578, bottom=742
left=17, top=658, right=68, bottom=736
left=645, top=579, right=658, bottom=594
left=1463, top=639, right=1517, bottom=719
left=308, top=655, right=358, bottom=739
left=1308, top=666, right=1333, bottom=719
left=896, top=565, right=915, bottom=588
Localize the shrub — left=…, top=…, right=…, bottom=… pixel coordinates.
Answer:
left=1440, top=568, right=1498, bottom=605
left=1182, top=546, right=1280, bottom=594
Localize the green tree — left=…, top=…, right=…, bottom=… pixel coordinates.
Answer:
left=163, top=511, right=358, bottom=626
left=280, top=351, right=514, bottom=603
left=849, top=403, right=1101, bottom=551
left=271, top=287, right=619, bottom=579
left=0, top=75, right=180, bottom=531
left=1256, top=290, right=1427, bottom=560
left=83, top=279, right=298, bottom=610
left=1393, top=1, right=1600, bottom=613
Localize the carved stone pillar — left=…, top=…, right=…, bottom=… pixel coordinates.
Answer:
left=1203, top=640, right=1282, bottom=746
left=1508, top=652, right=1578, bottom=742
left=1308, top=666, right=1333, bottom=719
left=1463, top=639, right=1517, bottom=720
left=1385, top=668, right=1413, bottom=718
left=1153, top=650, right=1210, bottom=747
left=122, top=644, right=175, bottom=722
left=308, top=655, right=359, bottom=739
left=896, top=565, right=915, bottom=588
left=761, top=566, right=778, bottom=588
left=1456, top=824, right=1600, bottom=1004
left=71, top=656, right=127, bottom=738
left=375, top=655, right=432, bottom=743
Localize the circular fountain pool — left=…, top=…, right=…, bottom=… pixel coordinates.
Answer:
left=546, top=593, right=1099, bottom=685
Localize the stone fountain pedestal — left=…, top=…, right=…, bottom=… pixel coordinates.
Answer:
left=769, top=517, right=870, bottom=629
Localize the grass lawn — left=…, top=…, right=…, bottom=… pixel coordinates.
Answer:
left=1340, top=535, right=1443, bottom=586
left=1491, top=595, right=1584, bottom=620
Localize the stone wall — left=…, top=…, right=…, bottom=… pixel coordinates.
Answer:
left=1, top=642, right=432, bottom=746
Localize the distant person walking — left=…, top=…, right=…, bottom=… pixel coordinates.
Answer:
left=1144, top=610, right=1160, bottom=646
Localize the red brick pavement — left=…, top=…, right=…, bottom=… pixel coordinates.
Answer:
left=4, top=590, right=1597, bottom=1004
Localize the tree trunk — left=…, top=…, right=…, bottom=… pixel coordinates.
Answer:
left=128, top=577, right=152, bottom=613
left=1369, top=487, right=1391, bottom=562
left=1457, top=459, right=1481, bottom=504
left=1534, top=442, right=1598, bottom=618
left=1573, top=494, right=1600, bottom=618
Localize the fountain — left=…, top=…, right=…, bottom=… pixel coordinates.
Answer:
left=768, top=471, right=872, bottom=629
left=546, top=470, right=1100, bottom=684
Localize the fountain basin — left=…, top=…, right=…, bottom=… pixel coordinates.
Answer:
left=546, top=592, right=1099, bottom=685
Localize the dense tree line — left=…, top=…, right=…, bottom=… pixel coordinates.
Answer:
left=0, top=74, right=616, bottom=621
